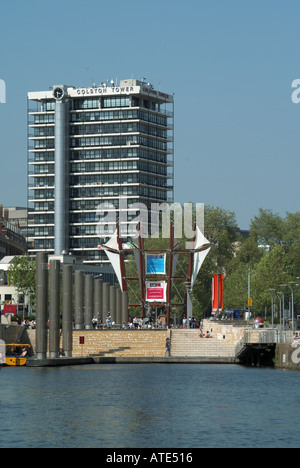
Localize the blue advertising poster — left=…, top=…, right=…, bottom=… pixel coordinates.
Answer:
left=146, top=254, right=166, bottom=275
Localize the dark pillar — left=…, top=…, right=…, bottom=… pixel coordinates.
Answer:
left=62, top=265, right=73, bottom=358
left=49, top=260, right=60, bottom=358
left=85, top=275, right=94, bottom=330
left=116, top=289, right=122, bottom=326
left=122, top=291, right=129, bottom=325
left=110, top=285, right=116, bottom=324
left=74, top=270, right=84, bottom=330
left=36, top=252, right=48, bottom=360
left=102, top=283, right=110, bottom=322
left=94, top=279, right=103, bottom=325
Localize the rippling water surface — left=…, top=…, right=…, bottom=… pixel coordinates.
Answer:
left=0, top=364, right=299, bottom=448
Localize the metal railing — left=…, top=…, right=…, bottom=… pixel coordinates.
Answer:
left=245, top=329, right=293, bottom=344
left=235, top=328, right=294, bottom=359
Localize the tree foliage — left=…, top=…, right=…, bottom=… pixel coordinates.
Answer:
left=224, top=209, right=300, bottom=317
left=8, top=254, right=36, bottom=306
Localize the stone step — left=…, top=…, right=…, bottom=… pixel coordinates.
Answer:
left=170, top=329, right=237, bottom=358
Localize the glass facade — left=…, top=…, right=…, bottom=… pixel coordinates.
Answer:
left=28, top=80, right=174, bottom=264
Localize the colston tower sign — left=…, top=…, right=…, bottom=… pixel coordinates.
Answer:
left=68, top=84, right=173, bottom=102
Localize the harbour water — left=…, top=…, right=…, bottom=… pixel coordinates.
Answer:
left=0, top=364, right=299, bottom=448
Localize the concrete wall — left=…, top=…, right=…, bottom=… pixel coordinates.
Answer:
left=275, top=343, right=300, bottom=371
left=0, top=323, right=26, bottom=343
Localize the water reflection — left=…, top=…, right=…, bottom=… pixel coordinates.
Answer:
left=0, top=364, right=299, bottom=448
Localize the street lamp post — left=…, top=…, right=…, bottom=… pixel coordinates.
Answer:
left=279, top=285, right=288, bottom=331
left=267, top=289, right=276, bottom=328
left=277, top=292, right=283, bottom=330
left=288, top=282, right=299, bottom=333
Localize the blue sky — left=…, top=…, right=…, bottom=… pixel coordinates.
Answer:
left=0, top=0, right=300, bottom=229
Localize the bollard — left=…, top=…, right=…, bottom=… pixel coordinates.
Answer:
left=49, top=260, right=61, bottom=358
left=36, top=252, right=48, bottom=360
left=74, top=270, right=84, bottom=330
left=84, top=275, right=94, bottom=330
left=62, top=265, right=73, bottom=358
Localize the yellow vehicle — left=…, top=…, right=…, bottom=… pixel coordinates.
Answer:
left=4, top=344, right=31, bottom=367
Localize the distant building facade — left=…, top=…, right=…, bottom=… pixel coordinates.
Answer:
left=0, top=257, right=21, bottom=312
left=0, top=206, right=27, bottom=260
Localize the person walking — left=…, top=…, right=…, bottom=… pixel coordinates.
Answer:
left=165, top=338, right=171, bottom=357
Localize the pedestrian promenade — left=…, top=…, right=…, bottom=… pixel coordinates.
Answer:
left=5, top=321, right=298, bottom=368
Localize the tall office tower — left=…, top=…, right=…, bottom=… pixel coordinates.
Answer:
left=28, top=79, right=174, bottom=264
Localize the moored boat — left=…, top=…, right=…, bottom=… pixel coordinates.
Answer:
left=5, top=356, right=28, bottom=367
left=3, top=344, right=32, bottom=367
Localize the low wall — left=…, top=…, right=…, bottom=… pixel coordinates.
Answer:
left=202, top=320, right=245, bottom=344
left=275, top=343, right=300, bottom=371
left=0, top=327, right=168, bottom=359
left=72, top=330, right=168, bottom=358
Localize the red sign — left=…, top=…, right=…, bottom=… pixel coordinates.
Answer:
left=3, top=304, right=17, bottom=315
left=146, top=282, right=166, bottom=302
left=79, top=336, right=85, bottom=345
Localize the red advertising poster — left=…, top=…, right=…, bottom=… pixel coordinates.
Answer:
left=146, top=282, right=167, bottom=302
left=212, top=274, right=223, bottom=314
left=3, top=304, right=17, bottom=316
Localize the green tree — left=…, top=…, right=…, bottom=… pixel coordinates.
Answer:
left=282, top=211, right=300, bottom=279
left=252, top=245, right=290, bottom=313
left=224, top=233, right=264, bottom=311
left=250, top=208, right=284, bottom=247
left=204, top=205, right=239, bottom=270
left=8, top=255, right=36, bottom=310
left=223, top=263, right=249, bottom=310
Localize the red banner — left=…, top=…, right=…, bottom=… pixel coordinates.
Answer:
left=212, top=274, right=223, bottom=314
